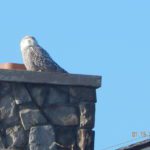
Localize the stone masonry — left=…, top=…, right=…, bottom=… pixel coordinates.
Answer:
left=0, top=69, right=101, bottom=150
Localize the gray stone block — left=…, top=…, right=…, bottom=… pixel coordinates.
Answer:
left=0, top=82, right=11, bottom=97
left=44, top=86, right=69, bottom=105
left=27, top=84, right=48, bottom=106
left=6, top=125, right=27, bottom=148
left=55, top=127, right=76, bottom=147
left=0, top=95, right=19, bottom=126
left=79, top=103, right=95, bottom=129
left=12, top=83, right=32, bottom=105
left=0, top=135, right=5, bottom=149
left=77, top=129, right=95, bottom=150
left=29, top=125, right=56, bottom=150
left=28, top=84, right=69, bottom=106
left=70, top=87, right=96, bottom=103
left=44, top=105, right=78, bottom=126
left=19, top=109, right=47, bottom=130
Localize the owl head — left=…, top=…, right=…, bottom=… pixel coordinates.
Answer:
left=20, top=36, right=38, bottom=51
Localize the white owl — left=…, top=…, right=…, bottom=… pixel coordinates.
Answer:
left=20, top=36, right=67, bottom=73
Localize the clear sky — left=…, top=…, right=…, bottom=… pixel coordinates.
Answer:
left=0, top=0, right=150, bottom=150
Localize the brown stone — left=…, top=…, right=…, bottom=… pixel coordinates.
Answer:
left=79, top=103, right=95, bottom=129
left=77, top=129, right=95, bottom=150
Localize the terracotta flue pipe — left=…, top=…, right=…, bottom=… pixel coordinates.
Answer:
left=0, top=63, right=26, bottom=70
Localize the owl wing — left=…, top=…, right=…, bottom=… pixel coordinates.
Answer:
left=29, top=46, right=67, bottom=73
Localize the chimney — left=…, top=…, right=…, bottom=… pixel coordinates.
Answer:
left=0, top=69, right=101, bottom=150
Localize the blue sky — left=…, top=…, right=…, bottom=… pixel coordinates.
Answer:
left=0, top=0, right=150, bottom=149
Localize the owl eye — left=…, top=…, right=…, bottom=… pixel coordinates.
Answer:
left=28, top=40, right=32, bottom=44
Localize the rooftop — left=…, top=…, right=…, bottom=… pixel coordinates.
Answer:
left=118, top=139, right=150, bottom=150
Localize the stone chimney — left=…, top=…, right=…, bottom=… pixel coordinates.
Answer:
left=0, top=69, right=101, bottom=150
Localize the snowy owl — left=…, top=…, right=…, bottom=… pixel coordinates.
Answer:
left=20, top=36, right=67, bottom=73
